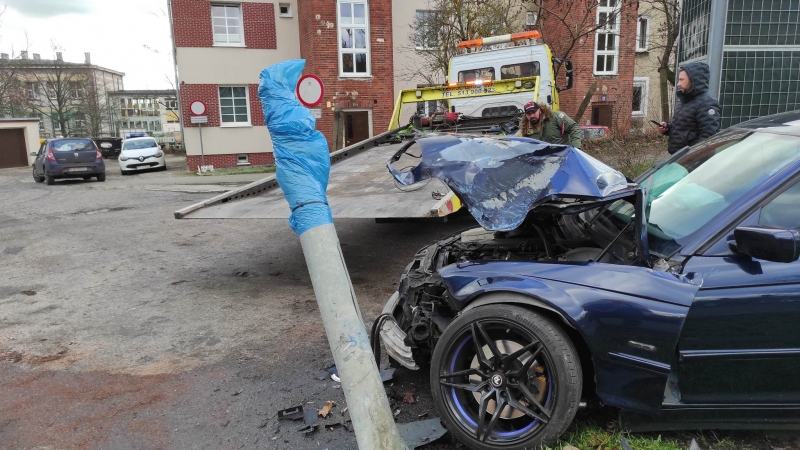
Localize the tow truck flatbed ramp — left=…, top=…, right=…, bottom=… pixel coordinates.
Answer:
left=174, top=132, right=458, bottom=220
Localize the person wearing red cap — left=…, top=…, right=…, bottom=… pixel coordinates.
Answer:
left=517, top=101, right=582, bottom=149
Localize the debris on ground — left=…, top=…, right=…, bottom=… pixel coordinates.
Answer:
left=331, top=373, right=341, bottom=382
left=277, top=405, right=304, bottom=420
left=689, top=439, right=703, bottom=450
left=417, top=412, right=428, bottom=419
left=402, top=393, right=417, bottom=404
left=340, top=407, right=348, bottom=415
left=170, top=280, right=187, bottom=286
left=380, top=368, right=395, bottom=382
left=562, top=446, right=580, bottom=450
left=314, top=370, right=329, bottom=381
left=620, top=437, right=633, bottom=450
left=394, top=409, right=401, bottom=418
left=318, top=401, right=335, bottom=418
left=396, top=418, right=448, bottom=449
left=20, top=290, right=36, bottom=296
left=297, top=410, right=319, bottom=435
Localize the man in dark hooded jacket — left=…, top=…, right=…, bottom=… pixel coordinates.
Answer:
left=657, top=61, right=721, bottom=154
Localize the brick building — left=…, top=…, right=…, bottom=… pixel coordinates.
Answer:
left=168, top=0, right=402, bottom=170
left=542, top=0, right=639, bottom=133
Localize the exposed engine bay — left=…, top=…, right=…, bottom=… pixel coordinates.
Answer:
left=383, top=208, right=639, bottom=370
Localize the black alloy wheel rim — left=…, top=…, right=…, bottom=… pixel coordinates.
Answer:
left=438, top=318, right=556, bottom=445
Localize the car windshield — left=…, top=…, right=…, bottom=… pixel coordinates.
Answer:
left=52, top=139, right=95, bottom=152
left=611, top=130, right=800, bottom=256
left=123, top=139, right=158, bottom=150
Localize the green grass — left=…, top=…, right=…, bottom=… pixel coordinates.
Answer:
left=549, top=423, right=685, bottom=450
left=190, top=165, right=276, bottom=176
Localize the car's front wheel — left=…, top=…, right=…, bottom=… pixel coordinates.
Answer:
left=430, top=304, right=582, bottom=450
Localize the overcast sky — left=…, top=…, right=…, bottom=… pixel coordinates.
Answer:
left=1, top=0, right=175, bottom=90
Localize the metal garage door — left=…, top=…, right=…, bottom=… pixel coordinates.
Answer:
left=0, top=129, right=29, bottom=169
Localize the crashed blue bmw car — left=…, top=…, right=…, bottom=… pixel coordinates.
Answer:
left=379, top=111, right=800, bottom=449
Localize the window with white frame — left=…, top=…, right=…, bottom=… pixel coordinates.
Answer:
left=632, top=77, right=649, bottom=116
left=594, top=0, right=620, bottom=75
left=27, top=82, right=38, bottom=98
left=526, top=11, right=538, bottom=27
left=218, top=86, right=250, bottom=125
left=414, top=10, right=438, bottom=50
left=636, top=16, right=650, bottom=52
left=278, top=3, right=291, bottom=17
left=338, top=0, right=369, bottom=76
left=212, top=4, right=244, bottom=45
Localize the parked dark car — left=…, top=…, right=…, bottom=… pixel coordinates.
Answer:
left=93, top=137, right=123, bottom=159
left=31, top=138, right=106, bottom=185
left=379, top=111, right=800, bottom=449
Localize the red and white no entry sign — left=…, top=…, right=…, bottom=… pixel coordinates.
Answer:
left=189, top=100, right=207, bottom=116
left=296, top=74, right=324, bottom=107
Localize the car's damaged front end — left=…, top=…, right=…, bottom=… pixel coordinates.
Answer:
left=381, top=135, right=651, bottom=370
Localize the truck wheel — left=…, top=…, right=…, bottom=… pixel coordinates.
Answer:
left=430, top=304, right=582, bottom=450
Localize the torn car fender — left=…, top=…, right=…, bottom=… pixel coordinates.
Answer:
left=438, top=260, right=700, bottom=415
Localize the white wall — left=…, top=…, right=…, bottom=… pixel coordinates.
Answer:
left=183, top=125, right=273, bottom=156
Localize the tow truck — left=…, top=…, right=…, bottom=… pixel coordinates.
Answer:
left=175, top=31, right=574, bottom=221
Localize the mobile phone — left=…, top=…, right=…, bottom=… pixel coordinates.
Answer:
left=649, top=120, right=662, bottom=126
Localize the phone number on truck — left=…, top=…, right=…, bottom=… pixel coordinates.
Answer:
left=441, top=86, right=496, bottom=98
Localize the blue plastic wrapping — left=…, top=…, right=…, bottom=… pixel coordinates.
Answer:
left=387, top=135, right=636, bottom=231
left=258, top=60, right=332, bottom=235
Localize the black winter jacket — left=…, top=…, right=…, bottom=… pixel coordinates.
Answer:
left=663, top=62, right=722, bottom=154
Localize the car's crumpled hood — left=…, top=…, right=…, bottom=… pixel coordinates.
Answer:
left=388, top=135, right=639, bottom=231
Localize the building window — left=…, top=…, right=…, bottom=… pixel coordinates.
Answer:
left=218, top=86, right=250, bottom=125
left=414, top=10, right=438, bottom=50
left=279, top=3, right=292, bottom=17
left=212, top=4, right=244, bottom=45
left=71, top=81, right=85, bottom=99
left=594, top=0, right=620, bottom=75
left=237, top=154, right=250, bottom=165
left=27, top=82, right=38, bottom=98
left=338, top=0, right=370, bottom=76
left=632, top=77, right=649, bottom=116
left=37, top=114, right=45, bottom=132
left=525, top=11, right=538, bottom=27
left=636, top=16, right=650, bottom=52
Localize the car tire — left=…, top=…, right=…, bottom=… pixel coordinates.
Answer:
left=160, top=165, right=168, bottom=171
left=430, top=304, right=582, bottom=450
left=120, top=169, right=130, bottom=176
left=33, top=167, right=44, bottom=183
left=45, top=172, right=55, bottom=185
left=96, top=173, right=106, bottom=182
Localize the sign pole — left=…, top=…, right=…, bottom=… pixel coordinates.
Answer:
left=198, top=123, right=205, bottom=168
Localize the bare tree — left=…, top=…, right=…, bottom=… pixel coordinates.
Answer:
left=75, top=74, right=109, bottom=136
left=640, top=0, right=680, bottom=121
left=405, top=0, right=526, bottom=85
left=25, top=51, right=86, bottom=136
left=536, top=0, right=637, bottom=121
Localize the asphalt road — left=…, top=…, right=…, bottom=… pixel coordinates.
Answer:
left=0, top=156, right=473, bottom=449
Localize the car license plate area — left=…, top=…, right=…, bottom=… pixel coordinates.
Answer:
left=137, top=164, right=152, bottom=169
left=68, top=167, right=89, bottom=172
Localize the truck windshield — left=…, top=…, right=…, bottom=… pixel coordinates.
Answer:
left=611, top=130, right=800, bottom=256
left=123, top=139, right=158, bottom=150
left=458, top=67, right=495, bottom=83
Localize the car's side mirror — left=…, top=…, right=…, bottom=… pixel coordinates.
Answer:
left=30, top=152, right=38, bottom=157
left=729, top=226, right=800, bottom=263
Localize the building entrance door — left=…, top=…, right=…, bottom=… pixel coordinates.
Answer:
left=345, top=111, right=370, bottom=147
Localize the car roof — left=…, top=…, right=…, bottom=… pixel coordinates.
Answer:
left=730, top=110, right=800, bottom=136
left=124, top=137, right=156, bottom=141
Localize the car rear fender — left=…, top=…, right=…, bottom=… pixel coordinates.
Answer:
left=442, top=272, right=694, bottom=415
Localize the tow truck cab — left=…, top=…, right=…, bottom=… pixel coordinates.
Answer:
left=447, top=31, right=573, bottom=117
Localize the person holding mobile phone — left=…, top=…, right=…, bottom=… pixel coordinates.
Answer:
left=657, top=61, right=722, bottom=154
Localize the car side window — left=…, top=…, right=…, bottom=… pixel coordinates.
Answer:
left=37, top=143, right=45, bottom=157
left=759, top=181, right=800, bottom=231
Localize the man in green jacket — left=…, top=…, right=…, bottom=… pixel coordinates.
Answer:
left=517, top=101, right=582, bottom=149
